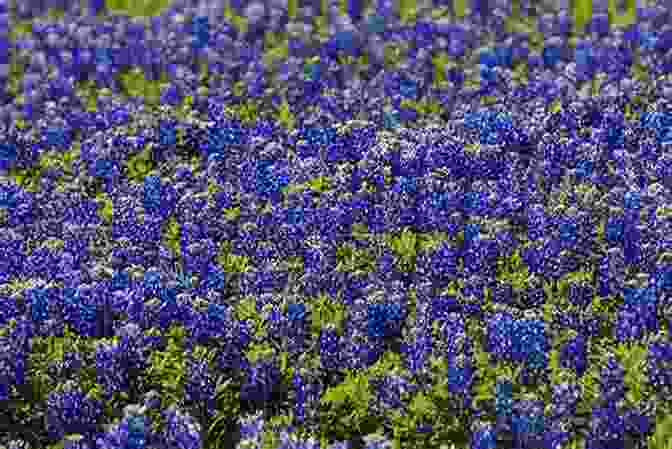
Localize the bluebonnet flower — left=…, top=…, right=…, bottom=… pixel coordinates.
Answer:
left=287, top=302, right=306, bottom=322
left=560, top=334, right=588, bottom=376
left=586, top=404, right=625, bottom=449
left=92, top=158, right=117, bottom=179
left=558, top=217, right=578, bottom=248
left=640, top=31, right=658, bottom=51
left=495, top=378, right=514, bottom=420
left=241, top=358, right=281, bottom=404
left=95, top=341, right=130, bottom=400
left=464, top=223, right=480, bottom=244
left=568, top=283, right=593, bottom=307
left=551, top=382, right=581, bottom=422
left=158, top=120, right=177, bottom=147
left=383, top=110, right=400, bottom=130
left=161, top=406, right=202, bottom=449
left=542, top=44, right=562, bottom=68
left=143, top=175, right=161, bottom=214
left=110, top=270, right=130, bottom=291
left=606, top=215, right=625, bottom=243
left=0, top=141, right=17, bottom=170
left=191, top=15, right=210, bottom=50
left=29, top=287, right=49, bottom=324
left=647, top=340, right=672, bottom=400
left=402, top=327, right=432, bottom=375
left=46, top=382, right=104, bottom=442
left=372, top=372, right=417, bottom=412
left=96, top=412, right=154, bottom=449
left=184, top=352, right=217, bottom=420
left=470, top=422, right=496, bottom=449
left=599, top=356, right=626, bottom=407
left=319, top=325, right=340, bottom=371
left=142, top=270, right=162, bottom=297
left=42, top=127, right=71, bottom=150
left=0, top=182, right=17, bottom=209
left=367, top=302, right=403, bottom=339
left=511, top=399, right=546, bottom=447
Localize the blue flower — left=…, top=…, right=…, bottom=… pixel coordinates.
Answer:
left=393, top=176, right=417, bottom=195
left=543, top=45, right=562, bottom=67
left=470, top=423, right=496, bottom=449
left=143, top=271, right=161, bottom=294
left=159, top=122, right=177, bottom=146
left=30, top=288, right=49, bottom=323
left=207, top=303, right=226, bottom=323
left=0, top=142, right=17, bottom=168
left=0, top=184, right=17, bottom=208
left=559, top=219, right=577, bottom=245
left=495, top=46, right=513, bottom=67
left=606, top=216, right=624, bottom=243
left=111, top=270, right=130, bottom=291
left=366, top=14, right=386, bottom=33
left=464, top=223, right=480, bottom=242
left=287, top=302, right=306, bottom=321
left=43, top=127, right=70, bottom=149
left=479, top=50, right=498, bottom=68
left=95, top=47, right=113, bottom=66
left=575, top=159, right=593, bottom=178
left=399, top=77, right=418, bottom=99
left=384, top=110, right=400, bottom=130
left=143, top=175, right=161, bottom=213
left=495, top=380, right=513, bottom=417
left=367, top=302, right=403, bottom=338
left=91, top=158, right=115, bottom=178
left=640, top=31, right=658, bottom=50
left=624, top=190, right=641, bottom=209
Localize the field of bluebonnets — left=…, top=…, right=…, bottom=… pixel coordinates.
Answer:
left=5, top=0, right=672, bottom=448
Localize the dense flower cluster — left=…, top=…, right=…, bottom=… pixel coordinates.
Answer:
left=5, top=1, right=672, bottom=449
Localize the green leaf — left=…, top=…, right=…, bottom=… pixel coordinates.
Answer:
left=277, top=99, right=295, bottom=131
left=307, top=175, right=331, bottom=193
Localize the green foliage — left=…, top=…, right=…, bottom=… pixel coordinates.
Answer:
left=224, top=4, right=248, bottom=35
left=389, top=370, right=470, bottom=449
left=117, top=67, right=164, bottom=105
left=75, top=79, right=101, bottom=112
left=234, top=296, right=259, bottom=323
left=432, top=52, right=449, bottom=87
left=106, top=0, right=172, bottom=16
left=174, top=94, right=195, bottom=121
left=27, top=332, right=69, bottom=403
left=649, top=414, right=672, bottom=449
left=125, top=147, right=154, bottom=183
left=8, top=164, right=41, bottom=192
left=572, top=0, right=593, bottom=33
left=335, top=243, right=376, bottom=274
left=309, top=293, right=346, bottom=335
left=386, top=227, right=418, bottom=272
left=163, top=217, right=181, bottom=258
left=384, top=43, right=403, bottom=68
left=277, top=99, right=296, bottom=131
left=366, top=350, right=405, bottom=379
left=319, top=368, right=380, bottom=442
left=472, top=343, right=497, bottom=411
left=237, top=100, right=261, bottom=125
left=576, top=362, right=602, bottom=416
left=216, top=241, right=251, bottom=273
left=95, top=192, right=114, bottom=224
left=614, top=342, right=648, bottom=405
left=145, top=325, right=186, bottom=409
left=496, top=248, right=530, bottom=291
left=306, top=175, right=331, bottom=193
left=245, top=342, right=276, bottom=364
